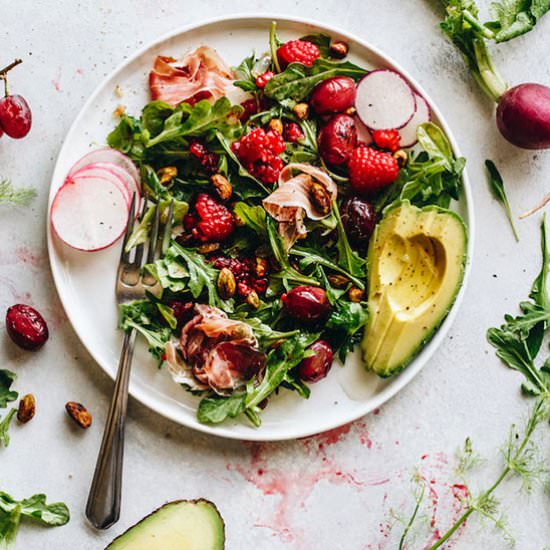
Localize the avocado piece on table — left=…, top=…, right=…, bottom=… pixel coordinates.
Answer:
left=362, top=201, right=467, bottom=377
left=106, top=499, right=225, bottom=550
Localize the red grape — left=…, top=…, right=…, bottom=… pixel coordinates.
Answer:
left=0, top=93, right=32, bottom=139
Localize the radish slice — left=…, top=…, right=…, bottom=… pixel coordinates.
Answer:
left=51, top=177, right=129, bottom=251
left=68, top=166, right=132, bottom=207
left=398, top=93, right=432, bottom=148
left=354, top=116, right=373, bottom=145
left=73, top=162, right=140, bottom=205
left=68, top=147, right=140, bottom=193
left=355, top=70, right=416, bottom=130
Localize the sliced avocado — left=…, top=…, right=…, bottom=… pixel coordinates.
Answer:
left=106, top=499, right=225, bottom=550
left=362, top=201, right=467, bottom=377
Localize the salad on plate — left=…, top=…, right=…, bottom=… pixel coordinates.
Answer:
left=50, top=23, right=468, bottom=427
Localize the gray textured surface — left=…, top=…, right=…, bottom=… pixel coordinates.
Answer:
left=1, top=1, right=550, bottom=548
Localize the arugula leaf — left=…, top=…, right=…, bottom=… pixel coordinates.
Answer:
left=148, top=98, right=243, bottom=147
left=233, top=202, right=267, bottom=237
left=0, top=371, right=17, bottom=409
left=0, top=179, right=36, bottom=207
left=326, top=301, right=369, bottom=362
left=107, top=114, right=146, bottom=161
left=0, top=410, right=16, bottom=448
left=485, top=159, right=519, bottom=241
left=269, top=21, right=282, bottom=73
left=237, top=315, right=300, bottom=347
left=266, top=217, right=320, bottom=289
left=377, top=123, right=465, bottom=212
left=141, top=101, right=176, bottom=137
left=487, top=216, right=550, bottom=397
left=265, top=58, right=367, bottom=102
left=233, top=53, right=258, bottom=92
left=0, top=490, right=69, bottom=550
left=197, top=393, right=246, bottom=424
left=119, top=300, right=172, bottom=358
left=246, top=333, right=319, bottom=410
left=333, top=203, right=366, bottom=279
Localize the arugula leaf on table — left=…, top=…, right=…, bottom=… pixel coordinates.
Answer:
left=119, top=300, right=172, bottom=359
left=0, top=371, right=17, bottom=409
left=265, top=58, right=367, bottom=102
left=266, top=217, right=320, bottom=289
left=0, top=179, right=36, bottom=207
left=487, top=0, right=550, bottom=42
left=0, top=490, right=69, bottom=549
left=485, top=159, right=519, bottom=241
left=0, top=410, right=16, bottom=448
left=487, top=216, right=550, bottom=397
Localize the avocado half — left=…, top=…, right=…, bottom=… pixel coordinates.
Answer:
left=362, top=201, right=467, bottom=377
left=106, top=499, right=225, bottom=550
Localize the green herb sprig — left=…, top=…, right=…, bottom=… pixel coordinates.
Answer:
left=0, top=179, right=36, bottom=207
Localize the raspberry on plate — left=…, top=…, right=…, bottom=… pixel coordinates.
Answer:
left=372, top=129, right=401, bottom=152
left=348, top=146, right=399, bottom=195
left=277, top=40, right=320, bottom=69
left=193, top=193, right=235, bottom=242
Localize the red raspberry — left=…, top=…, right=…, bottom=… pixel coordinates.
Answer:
left=256, top=71, right=274, bottom=88
left=348, top=146, right=399, bottom=194
left=252, top=156, right=283, bottom=184
left=284, top=122, right=304, bottom=143
left=193, top=194, right=235, bottom=242
left=277, top=40, right=320, bottom=69
left=189, top=140, right=219, bottom=173
left=372, top=129, right=401, bottom=152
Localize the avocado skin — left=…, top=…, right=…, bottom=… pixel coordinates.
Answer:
left=105, top=499, right=225, bottom=550
left=362, top=201, right=467, bottom=377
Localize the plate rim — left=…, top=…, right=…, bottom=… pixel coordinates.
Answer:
left=46, top=13, right=475, bottom=441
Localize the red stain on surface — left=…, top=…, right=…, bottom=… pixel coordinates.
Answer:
left=52, top=68, right=62, bottom=91
left=15, top=246, right=46, bottom=269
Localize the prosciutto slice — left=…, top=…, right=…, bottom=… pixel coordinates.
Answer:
left=172, top=304, right=265, bottom=394
left=149, top=46, right=236, bottom=107
left=263, top=163, right=337, bottom=250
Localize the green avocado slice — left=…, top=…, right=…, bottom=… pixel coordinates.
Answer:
left=106, top=499, right=225, bottom=550
left=362, top=201, right=467, bottom=377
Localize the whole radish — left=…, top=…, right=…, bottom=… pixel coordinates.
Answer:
left=496, top=84, right=550, bottom=150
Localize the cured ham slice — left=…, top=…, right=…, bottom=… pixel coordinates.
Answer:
left=174, top=305, right=265, bottom=393
left=149, top=46, right=236, bottom=107
left=263, top=163, right=337, bottom=250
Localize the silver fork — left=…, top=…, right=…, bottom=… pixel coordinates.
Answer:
left=86, top=195, right=174, bottom=530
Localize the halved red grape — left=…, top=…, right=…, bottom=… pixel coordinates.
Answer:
left=0, top=94, right=32, bottom=139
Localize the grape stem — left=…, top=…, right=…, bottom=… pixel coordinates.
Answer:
left=0, top=59, right=22, bottom=77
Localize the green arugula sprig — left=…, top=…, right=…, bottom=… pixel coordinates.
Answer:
left=487, top=217, right=550, bottom=398
left=485, top=159, right=519, bottom=241
left=0, top=370, right=18, bottom=449
left=0, top=490, right=69, bottom=548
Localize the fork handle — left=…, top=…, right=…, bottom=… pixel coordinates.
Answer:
left=86, top=328, right=136, bottom=529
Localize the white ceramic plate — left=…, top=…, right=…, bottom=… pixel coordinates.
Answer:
left=47, top=14, right=474, bottom=441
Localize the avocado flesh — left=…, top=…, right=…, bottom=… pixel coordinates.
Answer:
left=106, top=500, right=225, bottom=550
left=362, top=201, right=467, bottom=377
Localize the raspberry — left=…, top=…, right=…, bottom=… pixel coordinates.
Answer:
left=277, top=40, right=320, bottom=69
left=256, top=71, right=274, bottom=88
left=372, top=129, right=401, bottom=153
left=283, top=122, right=304, bottom=143
left=232, top=128, right=285, bottom=184
left=193, top=194, right=235, bottom=242
left=348, top=146, right=399, bottom=195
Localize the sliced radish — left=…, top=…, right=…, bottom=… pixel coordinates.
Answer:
left=68, top=166, right=132, bottom=207
left=355, top=70, right=416, bottom=131
left=354, top=116, right=373, bottom=145
left=398, top=93, right=432, bottom=148
left=51, top=177, right=129, bottom=251
left=68, top=147, right=140, bottom=194
left=74, top=162, right=140, bottom=205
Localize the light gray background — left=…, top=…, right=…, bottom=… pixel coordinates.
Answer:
left=1, top=1, right=550, bottom=548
